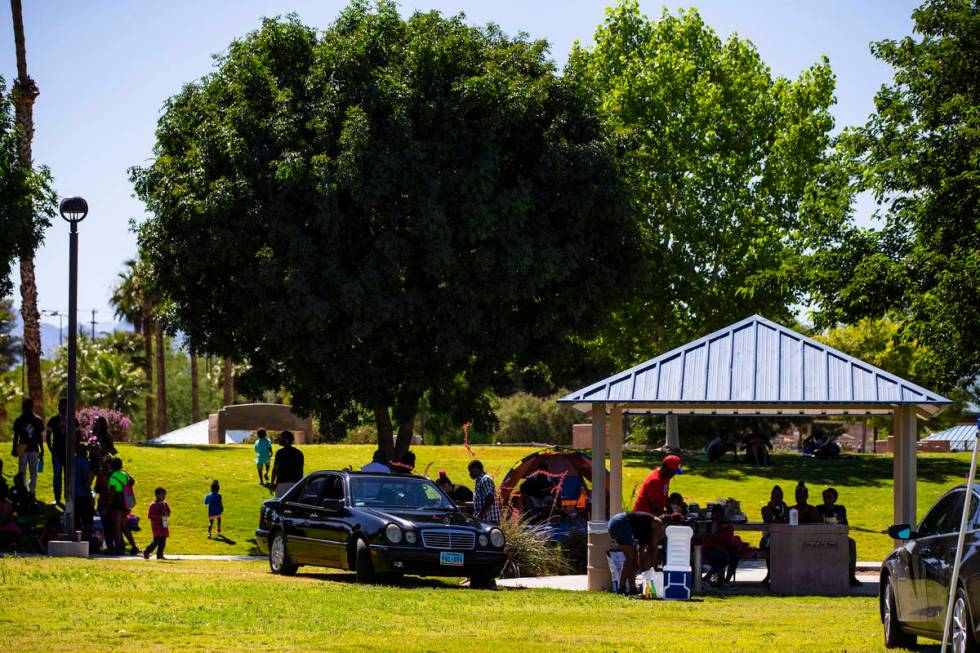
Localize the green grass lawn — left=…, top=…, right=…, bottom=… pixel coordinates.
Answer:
left=2, top=443, right=970, bottom=561
left=0, top=557, right=908, bottom=652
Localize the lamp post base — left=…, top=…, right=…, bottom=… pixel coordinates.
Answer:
left=47, top=539, right=89, bottom=558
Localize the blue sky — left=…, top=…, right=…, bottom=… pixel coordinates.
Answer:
left=1, top=0, right=917, bottom=324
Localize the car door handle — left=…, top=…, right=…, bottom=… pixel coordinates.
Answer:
left=284, top=509, right=294, bottom=515
left=309, top=513, right=319, bottom=519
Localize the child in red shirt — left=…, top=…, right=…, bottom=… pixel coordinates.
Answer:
left=143, top=487, right=171, bottom=560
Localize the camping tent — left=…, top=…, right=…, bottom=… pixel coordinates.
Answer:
left=499, top=448, right=609, bottom=513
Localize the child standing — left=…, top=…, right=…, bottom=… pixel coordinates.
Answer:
left=204, top=480, right=223, bottom=538
left=143, top=487, right=170, bottom=560
left=254, top=429, right=272, bottom=485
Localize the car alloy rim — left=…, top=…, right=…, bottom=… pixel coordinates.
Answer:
left=953, top=596, right=968, bottom=653
left=272, top=535, right=285, bottom=570
left=884, top=582, right=895, bottom=638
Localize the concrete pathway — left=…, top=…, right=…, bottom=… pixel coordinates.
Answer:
left=498, top=560, right=882, bottom=597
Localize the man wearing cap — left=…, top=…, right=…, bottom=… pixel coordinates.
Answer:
left=633, top=455, right=683, bottom=515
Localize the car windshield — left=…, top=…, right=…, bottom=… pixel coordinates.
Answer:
left=349, top=476, right=455, bottom=510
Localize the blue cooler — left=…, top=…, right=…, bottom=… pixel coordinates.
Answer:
left=663, top=566, right=692, bottom=600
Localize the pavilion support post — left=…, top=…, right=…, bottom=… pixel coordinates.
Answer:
left=893, top=406, right=918, bottom=529
left=665, top=414, right=680, bottom=452
left=609, top=406, right=623, bottom=515
left=591, top=405, right=607, bottom=521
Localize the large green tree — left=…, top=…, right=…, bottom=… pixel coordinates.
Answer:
left=567, top=2, right=841, bottom=365
left=809, top=0, right=979, bottom=393
left=131, top=3, right=640, bottom=457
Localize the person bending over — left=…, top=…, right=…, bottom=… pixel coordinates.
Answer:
left=607, top=511, right=666, bottom=595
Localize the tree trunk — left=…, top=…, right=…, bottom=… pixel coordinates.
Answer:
left=374, top=403, right=394, bottom=460
left=155, top=323, right=166, bottom=435
left=393, top=389, right=419, bottom=458
left=190, top=351, right=199, bottom=422
left=222, top=358, right=233, bottom=406
left=11, top=0, right=43, bottom=418
left=143, top=323, right=154, bottom=439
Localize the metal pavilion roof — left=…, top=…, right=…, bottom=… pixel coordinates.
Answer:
left=922, top=423, right=980, bottom=452
left=559, top=315, right=952, bottom=418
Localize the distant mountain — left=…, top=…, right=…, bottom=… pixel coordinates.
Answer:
left=8, top=310, right=132, bottom=358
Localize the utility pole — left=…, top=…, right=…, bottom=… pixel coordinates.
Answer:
left=90, top=308, right=96, bottom=339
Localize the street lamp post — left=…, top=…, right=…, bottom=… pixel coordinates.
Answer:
left=60, top=196, right=87, bottom=540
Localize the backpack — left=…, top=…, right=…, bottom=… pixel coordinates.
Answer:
left=112, top=470, right=137, bottom=510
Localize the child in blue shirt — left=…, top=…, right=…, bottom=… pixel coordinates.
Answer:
left=204, top=480, right=223, bottom=538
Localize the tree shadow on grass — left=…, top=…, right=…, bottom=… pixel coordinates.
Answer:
left=622, top=451, right=970, bottom=489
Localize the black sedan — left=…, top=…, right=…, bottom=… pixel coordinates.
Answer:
left=256, top=470, right=507, bottom=588
left=881, top=483, right=980, bottom=651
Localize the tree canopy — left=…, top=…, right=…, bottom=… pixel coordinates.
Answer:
left=0, top=75, right=55, bottom=297
left=567, top=1, right=842, bottom=366
left=131, top=2, right=640, bottom=454
left=808, top=0, right=979, bottom=394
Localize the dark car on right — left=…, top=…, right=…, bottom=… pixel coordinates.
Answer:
left=880, top=483, right=980, bottom=651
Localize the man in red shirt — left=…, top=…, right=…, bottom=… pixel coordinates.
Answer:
left=633, top=455, right=683, bottom=515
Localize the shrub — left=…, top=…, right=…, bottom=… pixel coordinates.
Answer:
left=77, top=406, right=132, bottom=442
left=498, top=511, right=572, bottom=578
left=492, top=391, right=576, bottom=444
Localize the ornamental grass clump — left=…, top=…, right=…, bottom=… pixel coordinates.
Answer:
left=498, top=511, right=572, bottom=579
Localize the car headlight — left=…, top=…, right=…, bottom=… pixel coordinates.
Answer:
left=405, top=530, right=417, bottom=544
left=489, top=528, right=505, bottom=548
left=385, top=523, right=403, bottom=544
left=478, top=534, right=488, bottom=547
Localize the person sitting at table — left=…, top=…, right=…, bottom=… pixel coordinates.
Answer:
left=607, top=511, right=666, bottom=595
left=818, top=487, right=861, bottom=586
left=668, top=492, right=688, bottom=515
left=759, top=485, right=789, bottom=585
left=791, top=481, right=821, bottom=523
left=706, top=435, right=737, bottom=463
left=701, top=504, right=752, bottom=588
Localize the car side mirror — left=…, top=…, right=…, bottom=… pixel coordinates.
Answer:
left=322, top=498, right=344, bottom=511
left=888, top=523, right=914, bottom=540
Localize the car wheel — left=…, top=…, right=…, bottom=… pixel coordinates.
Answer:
left=354, top=538, right=376, bottom=584
left=269, top=531, right=298, bottom=576
left=882, top=576, right=915, bottom=648
left=469, top=573, right=496, bottom=590
left=951, top=587, right=977, bottom=653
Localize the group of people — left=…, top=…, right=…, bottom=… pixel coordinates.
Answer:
left=359, top=448, right=500, bottom=524
left=0, top=397, right=234, bottom=560
left=606, top=455, right=860, bottom=594
left=706, top=432, right=773, bottom=466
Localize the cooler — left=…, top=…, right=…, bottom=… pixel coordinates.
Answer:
left=663, top=566, right=692, bottom=600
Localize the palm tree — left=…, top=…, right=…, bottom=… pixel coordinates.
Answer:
left=110, top=258, right=154, bottom=438
left=10, top=0, right=43, bottom=416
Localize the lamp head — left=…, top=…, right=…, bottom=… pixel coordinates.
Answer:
left=59, top=197, right=88, bottom=223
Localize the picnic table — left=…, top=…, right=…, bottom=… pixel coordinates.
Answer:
left=690, top=521, right=850, bottom=595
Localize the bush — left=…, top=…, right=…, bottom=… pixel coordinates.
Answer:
left=77, top=406, right=132, bottom=442
left=498, top=511, right=572, bottom=578
left=493, top=392, right=576, bottom=444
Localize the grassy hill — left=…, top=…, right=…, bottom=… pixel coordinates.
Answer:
left=3, top=443, right=971, bottom=561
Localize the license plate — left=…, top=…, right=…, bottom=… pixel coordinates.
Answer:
left=439, top=551, right=464, bottom=566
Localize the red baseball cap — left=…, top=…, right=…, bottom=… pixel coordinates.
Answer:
left=663, top=455, right=684, bottom=474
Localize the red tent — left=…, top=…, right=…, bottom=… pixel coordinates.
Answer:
left=499, top=447, right=609, bottom=514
